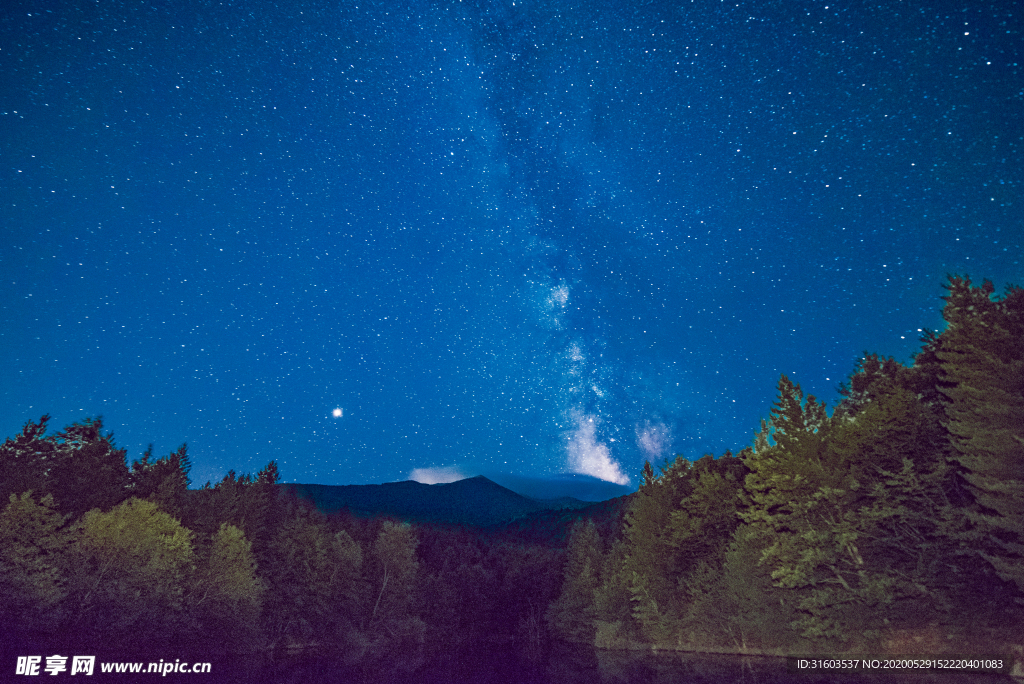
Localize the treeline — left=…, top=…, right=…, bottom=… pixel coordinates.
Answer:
left=2, top=275, right=1021, bottom=671
left=547, top=275, right=1024, bottom=653
left=0, top=417, right=573, bottom=678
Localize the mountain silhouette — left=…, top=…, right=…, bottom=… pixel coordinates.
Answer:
left=281, top=475, right=590, bottom=526
left=483, top=472, right=634, bottom=501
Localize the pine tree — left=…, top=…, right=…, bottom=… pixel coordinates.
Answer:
left=938, top=276, right=1024, bottom=596
left=618, top=457, right=693, bottom=644
left=489, top=542, right=562, bottom=661
left=546, top=519, right=602, bottom=643
left=261, top=505, right=366, bottom=654
left=669, top=453, right=746, bottom=578
left=0, top=416, right=131, bottom=517
left=130, top=444, right=191, bottom=519
left=0, top=416, right=55, bottom=506
left=742, top=376, right=835, bottom=543
left=683, top=525, right=802, bottom=652
left=742, top=376, right=863, bottom=641
left=48, top=418, right=131, bottom=517
left=592, top=537, right=636, bottom=647
left=829, top=383, right=967, bottom=627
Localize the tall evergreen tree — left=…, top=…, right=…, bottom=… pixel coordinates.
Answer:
left=48, top=418, right=131, bottom=517
left=546, top=519, right=602, bottom=643
left=0, top=416, right=130, bottom=518
left=668, top=453, right=746, bottom=579
left=592, top=536, right=636, bottom=647
left=0, top=416, right=55, bottom=506
left=683, top=524, right=802, bottom=652
left=130, top=444, right=191, bottom=519
left=617, top=458, right=696, bottom=642
left=938, top=276, right=1024, bottom=596
left=742, top=376, right=863, bottom=641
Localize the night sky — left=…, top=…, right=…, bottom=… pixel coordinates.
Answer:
left=2, top=0, right=1020, bottom=489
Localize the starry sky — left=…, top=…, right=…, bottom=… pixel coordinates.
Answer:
left=2, top=0, right=1020, bottom=488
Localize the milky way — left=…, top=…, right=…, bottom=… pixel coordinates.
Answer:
left=1, top=0, right=1020, bottom=486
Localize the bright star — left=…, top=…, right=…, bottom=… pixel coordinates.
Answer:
left=332, top=408, right=343, bottom=418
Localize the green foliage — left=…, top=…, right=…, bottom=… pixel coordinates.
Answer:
left=368, top=521, right=418, bottom=621
left=592, top=538, right=635, bottom=641
left=0, top=492, right=72, bottom=637
left=130, top=443, right=191, bottom=519
left=0, top=417, right=55, bottom=506
left=490, top=542, right=561, bottom=662
left=363, top=520, right=426, bottom=674
left=617, top=457, right=691, bottom=640
left=0, top=416, right=130, bottom=519
left=741, top=374, right=964, bottom=642
left=546, top=519, right=602, bottom=643
left=682, top=526, right=801, bottom=651
left=599, top=453, right=749, bottom=647
left=182, top=462, right=285, bottom=572
left=414, top=527, right=561, bottom=664
left=51, top=419, right=131, bottom=518
left=938, top=276, right=1024, bottom=595
left=261, top=506, right=365, bottom=652
left=668, top=454, right=746, bottom=577
left=70, top=498, right=195, bottom=646
left=416, top=532, right=492, bottom=655
left=193, top=523, right=266, bottom=652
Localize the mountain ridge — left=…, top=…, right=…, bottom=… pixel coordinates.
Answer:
left=280, top=475, right=593, bottom=527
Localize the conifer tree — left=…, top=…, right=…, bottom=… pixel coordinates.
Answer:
left=618, top=458, right=691, bottom=643
left=546, top=519, right=602, bottom=643
left=938, top=276, right=1024, bottom=596
left=592, top=537, right=635, bottom=646
left=48, top=418, right=130, bottom=517
left=0, top=416, right=130, bottom=518
left=130, top=444, right=191, bottom=519
left=669, top=453, right=746, bottom=579
left=0, top=416, right=55, bottom=505
left=683, top=525, right=801, bottom=651
left=742, top=376, right=861, bottom=640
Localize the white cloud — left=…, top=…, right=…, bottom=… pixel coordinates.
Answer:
left=565, top=411, right=630, bottom=485
left=408, top=466, right=466, bottom=485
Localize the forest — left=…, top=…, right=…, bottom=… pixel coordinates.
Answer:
left=1, top=275, right=1022, bottom=678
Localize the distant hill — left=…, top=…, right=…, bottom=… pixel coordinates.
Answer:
left=280, top=475, right=591, bottom=527
left=483, top=472, right=635, bottom=502
left=479, top=473, right=630, bottom=499
left=486, top=494, right=633, bottom=546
